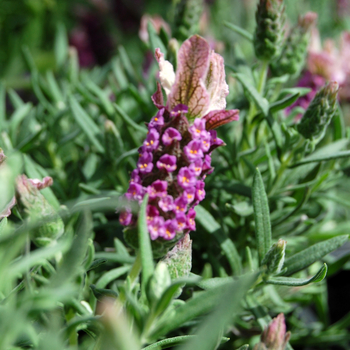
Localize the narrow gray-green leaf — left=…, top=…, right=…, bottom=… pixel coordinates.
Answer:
left=267, top=263, right=327, bottom=286
left=269, top=93, right=300, bottom=113
left=178, top=273, right=257, bottom=350
left=69, top=96, right=105, bottom=153
left=252, top=168, right=272, bottom=264
left=290, top=150, right=350, bottom=168
left=114, top=103, right=147, bottom=134
left=195, top=205, right=220, bottom=233
left=224, top=21, right=253, bottom=42
left=55, top=22, right=68, bottom=68
left=284, top=235, right=348, bottom=276
left=138, top=194, right=154, bottom=297
left=234, top=73, right=269, bottom=116
left=96, top=266, right=131, bottom=289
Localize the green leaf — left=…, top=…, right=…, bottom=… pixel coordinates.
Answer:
left=252, top=168, right=272, bottom=264
left=290, top=150, right=350, bottom=168
left=269, top=93, right=300, bottom=113
left=138, top=194, right=154, bottom=298
left=195, top=205, right=220, bottom=233
left=284, top=235, right=348, bottom=276
left=96, top=265, right=131, bottom=289
left=0, top=82, right=5, bottom=131
left=143, top=336, right=229, bottom=350
left=178, top=273, right=257, bottom=350
left=233, top=73, right=269, bottom=116
left=0, top=218, right=8, bottom=236
left=54, top=23, right=68, bottom=68
left=9, top=103, right=32, bottom=144
left=148, top=21, right=167, bottom=56
left=69, top=96, right=105, bottom=153
left=224, top=21, right=253, bottom=42
left=114, top=103, right=148, bottom=134
left=267, top=263, right=328, bottom=286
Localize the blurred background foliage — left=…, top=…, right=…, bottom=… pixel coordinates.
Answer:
left=1, top=0, right=350, bottom=350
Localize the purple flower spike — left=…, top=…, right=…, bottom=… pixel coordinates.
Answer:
left=149, top=108, right=165, bottom=128
left=195, top=181, right=206, bottom=201
left=162, top=127, right=182, bottom=146
left=183, top=187, right=196, bottom=203
left=157, top=154, right=177, bottom=172
left=138, top=152, right=154, bottom=173
left=148, top=180, right=168, bottom=199
left=162, top=219, right=178, bottom=240
left=127, top=183, right=144, bottom=201
left=177, top=167, right=197, bottom=189
left=189, top=159, right=203, bottom=176
left=170, top=104, right=188, bottom=117
left=187, top=208, right=196, bottom=231
left=189, top=118, right=207, bottom=139
left=184, top=140, right=204, bottom=161
left=144, top=128, right=160, bottom=151
left=175, top=212, right=187, bottom=231
left=148, top=216, right=165, bottom=240
left=119, top=210, right=132, bottom=226
left=174, top=196, right=188, bottom=213
left=159, top=195, right=175, bottom=212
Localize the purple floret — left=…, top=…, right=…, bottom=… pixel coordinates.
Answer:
left=156, top=154, right=177, bottom=172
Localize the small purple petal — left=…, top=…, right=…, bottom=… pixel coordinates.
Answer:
left=195, top=180, right=206, bottom=201
left=156, top=154, right=177, bottom=172
left=148, top=216, right=165, bottom=240
left=189, top=159, right=203, bottom=176
left=144, top=128, right=160, bottom=151
left=119, top=210, right=132, bottom=226
left=186, top=208, right=196, bottom=231
left=177, top=167, right=197, bottom=189
left=183, top=187, right=196, bottom=204
left=147, top=205, right=159, bottom=221
left=184, top=140, right=204, bottom=161
left=200, top=132, right=211, bottom=152
left=147, top=180, right=168, bottom=199
left=170, top=104, right=188, bottom=117
left=189, top=118, right=207, bottom=139
left=202, top=154, right=213, bottom=174
left=127, top=182, right=145, bottom=201
left=162, top=219, right=178, bottom=240
left=162, top=127, right=182, bottom=146
left=209, top=130, right=224, bottom=146
left=174, top=196, right=188, bottom=213
left=159, top=195, right=175, bottom=212
left=138, top=152, right=154, bottom=173
left=175, top=212, right=187, bottom=231
left=130, top=169, right=141, bottom=184
left=149, top=108, right=165, bottom=128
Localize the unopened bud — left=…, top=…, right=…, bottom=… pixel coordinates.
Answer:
left=16, top=175, right=64, bottom=247
left=0, top=148, right=6, bottom=166
left=297, top=81, right=339, bottom=141
left=161, top=234, right=192, bottom=297
left=173, top=0, right=204, bottom=41
left=254, top=0, right=286, bottom=61
left=255, top=314, right=291, bottom=350
left=271, top=12, right=317, bottom=76
left=262, top=239, right=286, bottom=275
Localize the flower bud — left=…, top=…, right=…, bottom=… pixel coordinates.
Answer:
left=16, top=175, right=64, bottom=247
left=173, top=0, right=204, bottom=41
left=271, top=12, right=317, bottom=76
left=254, top=314, right=291, bottom=350
left=0, top=148, right=6, bottom=166
left=254, top=0, right=286, bottom=61
left=262, top=239, right=286, bottom=275
left=297, top=81, right=339, bottom=141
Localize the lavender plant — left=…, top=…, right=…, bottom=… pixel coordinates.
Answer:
left=0, top=0, right=350, bottom=350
